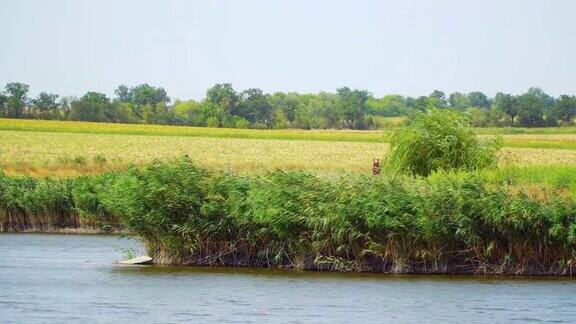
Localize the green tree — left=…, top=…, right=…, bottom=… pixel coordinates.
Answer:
left=68, top=92, right=111, bottom=122
left=32, top=92, right=60, bottom=119
left=448, top=92, right=472, bottom=110
left=5, top=97, right=25, bottom=118
left=0, top=92, right=6, bottom=113
left=492, top=93, right=517, bottom=117
left=206, top=83, right=238, bottom=114
left=129, top=84, right=169, bottom=107
left=387, top=109, right=502, bottom=176
left=489, top=93, right=517, bottom=126
left=269, top=92, right=301, bottom=123
left=235, top=88, right=273, bottom=127
left=114, top=85, right=132, bottom=103
left=110, top=102, right=140, bottom=123
left=81, top=91, right=110, bottom=104
left=69, top=101, right=105, bottom=121
left=5, top=82, right=29, bottom=100
left=516, top=92, right=544, bottom=127
left=274, top=109, right=289, bottom=129
left=417, top=96, right=439, bottom=111
left=466, top=107, right=489, bottom=127
left=467, top=91, right=490, bottom=109
left=173, top=100, right=231, bottom=127
left=527, top=87, right=554, bottom=109
left=550, top=95, right=576, bottom=124
left=336, top=87, right=369, bottom=129
left=4, top=82, right=29, bottom=118
left=366, top=95, right=408, bottom=117
left=429, top=90, right=447, bottom=108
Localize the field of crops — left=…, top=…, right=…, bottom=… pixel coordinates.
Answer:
left=4, top=118, right=576, bottom=149
left=2, top=118, right=576, bottom=176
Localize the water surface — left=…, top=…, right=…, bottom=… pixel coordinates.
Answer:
left=1, top=233, right=575, bottom=323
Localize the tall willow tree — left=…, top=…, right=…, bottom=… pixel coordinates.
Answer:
left=386, top=109, right=502, bottom=176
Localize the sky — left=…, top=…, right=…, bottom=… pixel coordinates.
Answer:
left=1, top=0, right=575, bottom=100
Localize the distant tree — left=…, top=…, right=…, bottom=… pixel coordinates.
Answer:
left=466, top=107, right=489, bottom=127
left=367, top=95, right=409, bottom=117
left=467, top=91, right=490, bottom=109
left=81, top=91, right=110, bottom=104
left=526, top=87, right=554, bottom=110
left=274, top=109, right=289, bottom=129
left=68, top=92, right=111, bottom=122
left=516, top=92, right=545, bottom=127
left=5, top=80, right=576, bottom=130
left=489, top=92, right=517, bottom=126
left=173, top=100, right=232, bottom=127
left=337, top=87, right=369, bottom=128
left=5, top=82, right=29, bottom=101
left=269, top=92, right=301, bottom=123
left=5, top=97, right=25, bottom=118
left=415, top=95, right=437, bottom=111
left=448, top=92, right=472, bottom=110
left=492, top=93, right=517, bottom=118
left=405, top=96, right=418, bottom=110
left=4, top=82, right=29, bottom=118
left=141, top=102, right=171, bottom=124
left=489, top=107, right=513, bottom=127
left=429, top=90, right=447, bottom=108
left=110, top=102, right=140, bottom=123
left=32, top=92, right=60, bottom=119
left=550, top=95, right=576, bottom=124
left=235, top=88, right=273, bottom=127
left=206, top=83, right=238, bottom=114
left=129, top=84, right=169, bottom=107
left=0, top=92, right=6, bottom=113
left=305, top=92, right=341, bottom=129
left=58, top=96, right=74, bottom=119
left=172, top=100, right=199, bottom=125
left=69, top=101, right=105, bottom=121
left=114, top=85, right=132, bottom=103
left=293, top=97, right=324, bottom=129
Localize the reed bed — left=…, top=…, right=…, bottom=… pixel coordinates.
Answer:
left=3, top=157, right=576, bottom=275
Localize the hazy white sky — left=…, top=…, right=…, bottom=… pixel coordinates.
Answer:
left=1, top=0, right=575, bottom=100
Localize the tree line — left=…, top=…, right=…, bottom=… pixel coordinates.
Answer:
left=1, top=82, right=575, bottom=129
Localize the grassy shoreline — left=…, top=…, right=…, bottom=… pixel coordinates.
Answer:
left=3, top=158, right=576, bottom=276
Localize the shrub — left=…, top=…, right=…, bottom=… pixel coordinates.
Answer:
left=386, top=109, right=502, bottom=176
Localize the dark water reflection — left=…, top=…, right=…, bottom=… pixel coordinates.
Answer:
left=1, top=234, right=575, bottom=323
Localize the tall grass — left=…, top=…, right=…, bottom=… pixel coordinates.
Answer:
left=2, top=157, right=576, bottom=275
left=104, top=158, right=576, bottom=274
left=0, top=172, right=121, bottom=231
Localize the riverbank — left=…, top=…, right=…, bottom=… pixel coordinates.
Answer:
left=3, top=157, right=576, bottom=276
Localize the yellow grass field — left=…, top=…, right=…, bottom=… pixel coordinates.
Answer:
left=2, top=128, right=576, bottom=177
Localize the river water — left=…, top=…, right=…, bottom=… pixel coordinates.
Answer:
left=1, top=234, right=576, bottom=323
